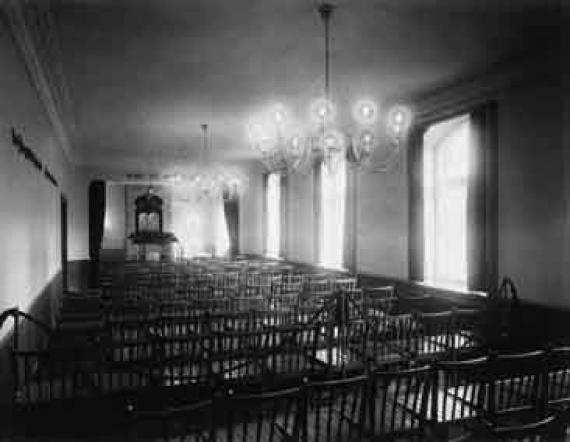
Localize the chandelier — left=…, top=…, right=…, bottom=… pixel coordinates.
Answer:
left=247, top=3, right=412, bottom=173
left=166, top=124, right=243, bottom=199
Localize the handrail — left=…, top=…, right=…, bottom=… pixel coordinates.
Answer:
left=0, top=307, right=54, bottom=352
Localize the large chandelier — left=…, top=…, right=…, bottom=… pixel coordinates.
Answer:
left=247, top=3, right=412, bottom=173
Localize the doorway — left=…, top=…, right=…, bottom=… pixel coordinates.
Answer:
left=61, top=194, right=68, bottom=292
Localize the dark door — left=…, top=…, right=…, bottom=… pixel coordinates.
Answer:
left=61, top=194, right=68, bottom=291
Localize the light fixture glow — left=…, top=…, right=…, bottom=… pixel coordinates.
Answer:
left=388, top=105, right=412, bottom=135
left=353, top=100, right=378, bottom=125
left=311, top=97, right=335, bottom=123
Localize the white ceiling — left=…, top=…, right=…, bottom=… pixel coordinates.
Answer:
left=36, top=0, right=562, bottom=171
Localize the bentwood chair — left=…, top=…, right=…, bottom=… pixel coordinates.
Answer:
left=449, top=414, right=565, bottom=442
left=363, top=285, right=396, bottom=319
left=367, top=364, right=432, bottom=441
left=487, top=350, right=547, bottom=420
left=301, top=374, right=368, bottom=442
left=433, top=356, right=491, bottom=439
left=546, top=347, right=570, bottom=410
left=412, top=311, right=455, bottom=363
left=212, top=386, right=302, bottom=442
left=130, top=399, right=212, bottom=441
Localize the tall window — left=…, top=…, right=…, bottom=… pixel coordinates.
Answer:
left=423, top=114, right=471, bottom=290
left=319, top=156, right=346, bottom=269
left=266, top=172, right=281, bottom=258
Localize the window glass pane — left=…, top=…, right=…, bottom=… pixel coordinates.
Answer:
left=423, top=114, right=470, bottom=290
left=266, top=173, right=281, bottom=258
left=320, top=155, right=346, bottom=269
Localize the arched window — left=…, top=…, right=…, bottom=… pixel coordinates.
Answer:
left=423, top=114, right=471, bottom=290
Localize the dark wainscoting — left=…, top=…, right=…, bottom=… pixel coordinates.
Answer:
left=505, top=301, right=570, bottom=349
left=0, top=259, right=91, bottom=411
left=0, top=271, right=62, bottom=411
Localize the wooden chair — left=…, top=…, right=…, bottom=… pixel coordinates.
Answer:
left=259, top=324, right=326, bottom=387
left=412, top=310, right=455, bottom=363
left=367, top=364, right=431, bottom=441
left=130, top=399, right=212, bottom=441
left=152, top=333, right=211, bottom=389
left=432, top=356, right=491, bottom=438
left=397, top=293, right=432, bottom=315
left=213, top=386, right=302, bottom=441
left=450, top=308, right=484, bottom=359
left=301, top=374, right=368, bottom=442
left=546, top=346, right=570, bottom=410
left=209, top=329, right=269, bottom=386
left=363, top=285, right=396, bottom=319
left=487, top=350, right=547, bottom=419
left=449, top=414, right=564, bottom=442
left=332, top=277, right=357, bottom=293
left=367, top=313, right=417, bottom=370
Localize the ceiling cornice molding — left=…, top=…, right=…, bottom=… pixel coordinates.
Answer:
left=410, top=49, right=559, bottom=126
left=1, top=0, right=74, bottom=163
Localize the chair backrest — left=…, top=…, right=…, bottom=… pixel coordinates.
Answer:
left=450, top=307, right=484, bottom=353
left=131, top=399, right=212, bottom=441
left=413, top=310, right=454, bottom=361
left=369, top=364, right=431, bottom=438
left=364, top=285, right=395, bottom=300
left=487, top=350, right=547, bottom=417
left=209, top=329, right=270, bottom=384
left=367, top=313, right=416, bottom=370
left=213, top=386, right=302, bottom=442
left=486, top=414, right=562, bottom=442
left=434, top=356, right=490, bottom=424
left=546, top=346, right=570, bottom=406
left=397, top=293, right=432, bottom=314
left=156, top=333, right=211, bottom=387
left=332, top=277, right=357, bottom=292
left=301, top=374, right=368, bottom=442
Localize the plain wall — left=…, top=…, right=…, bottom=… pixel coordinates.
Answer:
left=497, top=76, right=566, bottom=306
left=0, top=16, right=89, bottom=405
left=0, top=18, right=88, bottom=328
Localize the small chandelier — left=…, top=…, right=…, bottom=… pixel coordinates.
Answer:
left=168, top=124, right=243, bottom=199
left=247, top=2, right=412, bottom=173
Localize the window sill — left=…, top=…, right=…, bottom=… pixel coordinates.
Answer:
left=414, top=280, right=488, bottom=298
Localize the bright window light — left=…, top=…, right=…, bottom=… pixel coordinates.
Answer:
left=423, top=114, right=470, bottom=290
left=319, top=155, right=346, bottom=269
left=266, top=172, right=281, bottom=258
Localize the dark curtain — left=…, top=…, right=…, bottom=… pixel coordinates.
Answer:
left=280, top=173, right=289, bottom=259
left=343, top=163, right=357, bottom=273
left=467, top=103, right=499, bottom=292
left=224, top=197, right=239, bottom=258
left=408, top=127, right=425, bottom=281
left=88, top=180, right=106, bottom=286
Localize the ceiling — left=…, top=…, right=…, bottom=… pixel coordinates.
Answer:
left=35, top=0, right=562, bottom=171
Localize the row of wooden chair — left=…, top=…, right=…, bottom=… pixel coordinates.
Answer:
left=14, top=308, right=483, bottom=408
left=129, top=348, right=570, bottom=441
